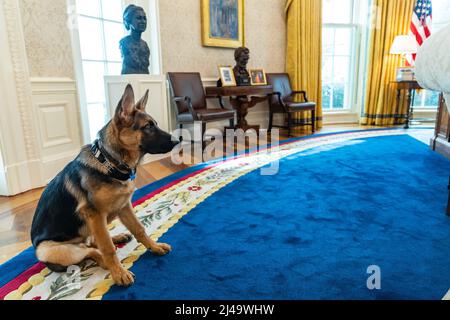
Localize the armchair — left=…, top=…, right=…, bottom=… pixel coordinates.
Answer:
left=266, top=73, right=316, bottom=136
left=167, top=72, right=236, bottom=147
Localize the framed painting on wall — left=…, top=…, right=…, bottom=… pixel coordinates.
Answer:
left=201, top=0, right=245, bottom=49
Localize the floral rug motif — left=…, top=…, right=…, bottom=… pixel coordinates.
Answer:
left=0, top=129, right=441, bottom=300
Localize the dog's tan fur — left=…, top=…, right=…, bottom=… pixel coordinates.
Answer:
left=34, top=86, right=173, bottom=286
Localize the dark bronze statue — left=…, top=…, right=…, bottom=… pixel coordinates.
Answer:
left=233, top=47, right=251, bottom=86
left=120, top=5, right=150, bottom=75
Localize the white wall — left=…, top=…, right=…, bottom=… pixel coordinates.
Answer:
left=0, top=0, right=290, bottom=194
left=0, top=0, right=83, bottom=195
left=0, top=145, right=7, bottom=196
left=159, top=0, right=286, bottom=77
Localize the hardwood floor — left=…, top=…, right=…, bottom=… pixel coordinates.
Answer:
left=0, top=124, right=393, bottom=264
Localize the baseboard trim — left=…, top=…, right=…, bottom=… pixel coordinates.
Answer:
left=323, top=112, right=360, bottom=125
left=2, top=159, right=43, bottom=196
left=0, top=149, right=80, bottom=196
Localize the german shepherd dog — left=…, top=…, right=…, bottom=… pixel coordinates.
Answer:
left=31, top=85, right=179, bottom=286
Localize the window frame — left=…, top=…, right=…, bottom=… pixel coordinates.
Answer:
left=68, top=0, right=126, bottom=142
left=68, top=0, right=163, bottom=143
left=413, top=90, right=440, bottom=110
left=322, top=0, right=362, bottom=113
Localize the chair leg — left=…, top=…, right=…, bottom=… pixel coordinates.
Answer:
left=311, top=110, right=316, bottom=133
left=229, top=118, right=235, bottom=129
left=268, top=112, right=274, bottom=133
left=178, top=123, right=183, bottom=142
left=202, top=122, right=207, bottom=150
left=287, top=113, right=293, bottom=137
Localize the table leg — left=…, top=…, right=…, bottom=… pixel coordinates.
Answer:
left=447, top=176, right=450, bottom=216
left=410, top=89, right=416, bottom=125
left=229, top=96, right=267, bottom=132
left=404, top=89, right=412, bottom=129
left=395, top=89, right=401, bottom=125
left=230, top=96, right=250, bottom=129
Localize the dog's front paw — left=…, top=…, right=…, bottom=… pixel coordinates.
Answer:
left=111, top=267, right=135, bottom=287
left=151, top=243, right=172, bottom=256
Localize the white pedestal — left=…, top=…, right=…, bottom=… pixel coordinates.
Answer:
left=104, top=75, right=174, bottom=131
left=104, top=74, right=175, bottom=164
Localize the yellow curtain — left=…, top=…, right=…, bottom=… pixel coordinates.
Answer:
left=361, top=0, right=415, bottom=126
left=285, top=0, right=323, bottom=129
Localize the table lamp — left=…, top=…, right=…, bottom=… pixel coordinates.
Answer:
left=390, top=35, right=418, bottom=81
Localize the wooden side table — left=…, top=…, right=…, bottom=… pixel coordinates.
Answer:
left=392, top=80, right=422, bottom=129
left=431, top=94, right=450, bottom=158
left=205, top=85, right=273, bottom=132
left=447, top=177, right=450, bottom=216
left=431, top=94, right=450, bottom=215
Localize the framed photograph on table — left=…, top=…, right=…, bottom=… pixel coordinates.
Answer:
left=218, top=66, right=237, bottom=87
left=250, top=69, right=267, bottom=86
left=201, top=0, right=245, bottom=48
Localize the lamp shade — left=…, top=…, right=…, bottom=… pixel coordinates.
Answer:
left=390, top=35, right=418, bottom=54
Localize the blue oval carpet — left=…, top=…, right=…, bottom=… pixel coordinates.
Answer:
left=103, top=134, right=450, bottom=300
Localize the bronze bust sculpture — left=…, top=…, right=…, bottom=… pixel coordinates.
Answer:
left=233, top=47, right=251, bottom=86
left=120, top=5, right=150, bottom=75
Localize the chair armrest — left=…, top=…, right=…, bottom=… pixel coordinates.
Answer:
left=291, top=91, right=309, bottom=102
left=173, top=96, right=199, bottom=120
left=173, top=96, right=185, bottom=102
left=206, top=94, right=227, bottom=109
left=268, top=92, right=289, bottom=112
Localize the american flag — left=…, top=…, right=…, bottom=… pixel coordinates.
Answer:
left=409, top=0, right=432, bottom=63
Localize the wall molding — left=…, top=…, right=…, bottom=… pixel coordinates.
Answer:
left=0, top=0, right=40, bottom=195
left=413, top=109, right=438, bottom=122
left=30, top=77, right=82, bottom=184
left=30, top=78, right=77, bottom=94
left=2, top=0, right=38, bottom=160
left=323, top=112, right=360, bottom=125
left=0, top=72, right=82, bottom=194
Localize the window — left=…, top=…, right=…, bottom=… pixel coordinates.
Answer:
left=413, top=90, right=440, bottom=109
left=322, top=0, right=359, bottom=111
left=432, top=0, right=450, bottom=32
left=413, top=0, right=450, bottom=109
left=73, top=0, right=126, bottom=141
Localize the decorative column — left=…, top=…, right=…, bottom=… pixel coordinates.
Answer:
left=0, top=0, right=42, bottom=195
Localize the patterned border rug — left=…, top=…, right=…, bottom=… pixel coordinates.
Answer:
left=1, top=129, right=450, bottom=300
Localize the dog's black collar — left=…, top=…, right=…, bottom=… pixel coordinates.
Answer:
left=91, top=139, right=136, bottom=182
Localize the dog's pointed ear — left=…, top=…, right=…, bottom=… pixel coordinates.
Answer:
left=115, top=84, right=136, bottom=125
left=136, top=89, right=149, bottom=111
